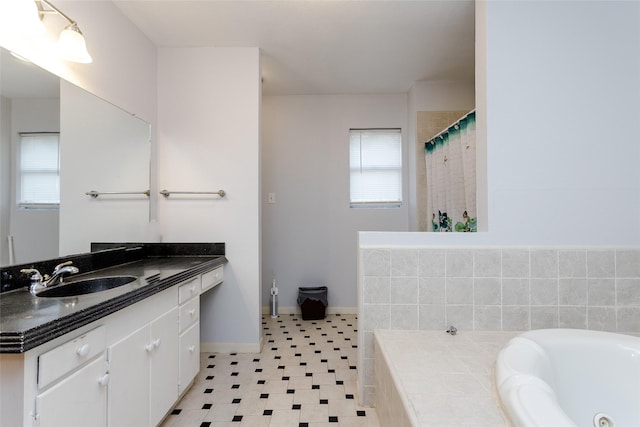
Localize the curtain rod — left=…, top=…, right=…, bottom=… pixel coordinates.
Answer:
left=426, top=109, right=476, bottom=143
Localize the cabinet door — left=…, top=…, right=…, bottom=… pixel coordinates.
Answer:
left=179, top=321, right=200, bottom=396
left=108, top=325, right=150, bottom=427
left=36, top=354, right=108, bottom=427
left=149, top=307, right=179, bottom=427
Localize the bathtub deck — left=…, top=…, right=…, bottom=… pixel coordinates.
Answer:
left=374, top=330, right=518, bottom=427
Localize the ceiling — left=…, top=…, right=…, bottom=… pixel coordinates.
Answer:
left=113, top=0, right=475, bottom=96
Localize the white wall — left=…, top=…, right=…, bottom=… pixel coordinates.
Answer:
left=407, top=81, right=475, bottom=231
left=262, top=94, right=408, bottom=310
left=363, top=0, right=640, bottom=248
left=486, top=0, right=640, bottom=245
left=157, top=47, right=262, bottom=349
left=9, top=98, right=60, bottom=264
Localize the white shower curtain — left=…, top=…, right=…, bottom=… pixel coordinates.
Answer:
left=425, top=111, right=476, bottom=232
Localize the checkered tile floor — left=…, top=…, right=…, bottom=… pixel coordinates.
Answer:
left=161, top=314, right=379, bottom=426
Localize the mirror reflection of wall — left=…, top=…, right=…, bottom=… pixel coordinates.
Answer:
left=59, top=79, right=150, bottom=257
left=0, top=96, right=8, bottom=265
left=1, top=49, right=60, bottom=266
left=0, top=47, right=151, bottom=267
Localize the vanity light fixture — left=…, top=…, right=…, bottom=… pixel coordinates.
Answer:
left=0, top=0, right=92, bottom=63
left=37, top=0, right=93, bottom=63
left=0, top=0, right=46, bottom=40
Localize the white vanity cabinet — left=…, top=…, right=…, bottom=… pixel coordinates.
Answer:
left=107, top=324, right=150, bottom=427
left=35, top=326, right=108, bottom=427
left=201, top=266, right=224, bottom=292
left=107, top=306, right=178, bottom=427
left=36, top=355, right=108, bottom=427
left=176, top=266, right=224, bottom=396
left=178, top=276, right=201, bottom=396
left=0, top=264, right=224, bottom=427
left=149, top=307, right=180, bottom=426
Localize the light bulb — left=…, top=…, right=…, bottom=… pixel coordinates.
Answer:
left=57, top=22, right=92, bottom=63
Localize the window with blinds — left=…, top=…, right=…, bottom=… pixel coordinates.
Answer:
left=18, top=132, right=60, bottom=208
left=349, top=128, right=402, bottom=208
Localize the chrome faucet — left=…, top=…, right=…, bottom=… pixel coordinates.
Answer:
left=446, top=325, right=458, bottom=336
left=46, top=261, right=80, bottom=287
left=21, top=261, right=79, bottom=295
left=20, top=268, right=45, bottom=295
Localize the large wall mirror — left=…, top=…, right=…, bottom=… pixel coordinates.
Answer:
left=0, top=47, right=151, bottom=267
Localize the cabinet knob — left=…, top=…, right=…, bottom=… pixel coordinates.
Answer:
left=98, top=373, right=110, bottom=386
left=145, top=343, right=154, bottom=352
left=189, top=309, right=196, bottom=316
left=190, top=285, right=197, bottom=293
left=188, top=345, right=195, bottom=353
left=76, top=344, right=90, bottom=357
left=153, top=338, right=161, bottom=348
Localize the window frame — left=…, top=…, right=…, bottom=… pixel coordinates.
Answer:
left=349, top=128, right=403, bottom=209
left=17, top=132, right=61, bottom=210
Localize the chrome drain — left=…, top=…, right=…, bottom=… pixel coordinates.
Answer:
left=594, top=413, right=615, bottom=427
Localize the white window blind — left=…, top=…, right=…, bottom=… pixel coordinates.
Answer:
left=349, top=128, right=402, bottom=208
left=19, top=132, right=60, bottom=207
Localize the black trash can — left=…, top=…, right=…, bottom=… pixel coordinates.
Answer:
left=297, top=286, right=328, bottom=320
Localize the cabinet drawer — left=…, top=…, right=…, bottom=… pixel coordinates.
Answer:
left=201, top=267, right=223, bottom=292
left=178, top=322, right=200, bottom=396
left=179, top=297, right=199, bottom=333
left=38, top=326, right=106, bottom=389
left=36, top=354, right=108, bottom=427
left=178, top=276, right=201, bottom=304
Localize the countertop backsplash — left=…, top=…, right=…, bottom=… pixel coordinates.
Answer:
left=1, top=242, right=225, bottom=293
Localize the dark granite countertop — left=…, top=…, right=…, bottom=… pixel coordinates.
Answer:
left=0, top=244, right=226, bottom=353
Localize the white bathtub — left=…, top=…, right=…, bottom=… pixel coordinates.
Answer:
left=495, top=329, right=640, bottom=427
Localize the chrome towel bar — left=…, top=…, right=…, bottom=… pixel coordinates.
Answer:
left=86, top=190, right=150, bottom=198
left=159, top=190, right=226, bottom=198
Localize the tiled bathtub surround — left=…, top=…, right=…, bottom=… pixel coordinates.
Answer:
left=375, top=330, right=515, bottom=427
left=357, top=247, right=640, bottom=406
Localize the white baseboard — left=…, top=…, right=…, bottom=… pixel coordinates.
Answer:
left=261, top=306, right=357, bottom=316
left=201, top=336, right=263, bottom=354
